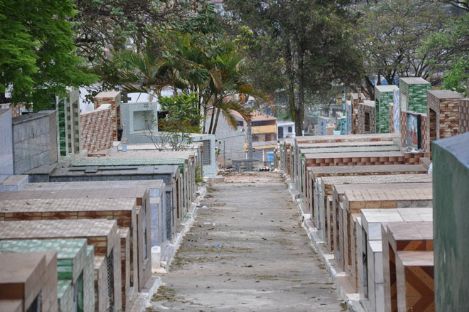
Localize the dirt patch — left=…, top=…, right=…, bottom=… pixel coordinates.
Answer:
left=254, top=274, right=279, bottom=281
left=152, top=286, right=177, bottom=302
left=221, top=171, right=284, bottom=184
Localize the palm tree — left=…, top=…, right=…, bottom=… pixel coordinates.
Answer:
left=204, top=43, right=255, bottom=134
left=114, top=34, right=257, bottom=135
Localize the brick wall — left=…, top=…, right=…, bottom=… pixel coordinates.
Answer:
left=420, top=114, right=429, bottom=153
left=427, top=91, right=469, bottom=153
left=355, top=101, right=376, bottom=134
left=80, top=106, right=113, bottom=153
left=94, top=91, right=121, bottom=141
left=304, top=152, right=425, bottom=167
left=460, top=99, right=469, bottom=133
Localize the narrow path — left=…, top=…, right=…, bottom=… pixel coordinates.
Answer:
left=151, top=173, right=344, bottom=312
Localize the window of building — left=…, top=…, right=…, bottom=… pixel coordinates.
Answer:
left=202, top=140, right=211, bottom=165
left=278, top=127, right=284, bottom=139
left=252, top=120, right=275, bottom=127
left=288, top=126, right=292, bottom=133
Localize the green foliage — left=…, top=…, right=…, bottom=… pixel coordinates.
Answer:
left=421, top=11, right=469, bottom=89
left=74, top=0, right=202, bottom=62
left=357, top=0, right=446, bottom=84
left=0, top=0, right=96, bottom=105
left=443, top=58, right=469, bottom=95
left=102, top=3, right=255, bottom=135
left=224, top=0, right=363, bottom=134
left=159, top=93, right=201, bottom=133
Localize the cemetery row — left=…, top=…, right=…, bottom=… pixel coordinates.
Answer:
left=278, top=78, right=469, bottom=312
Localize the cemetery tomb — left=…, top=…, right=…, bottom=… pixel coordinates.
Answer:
left=0, top=197, right=142, bottom=300
left=382, top=222, right=433, bottom=312
left=376, top=86, right=399, bottom=133
left=315, top=174, right=431, bottom=251
left=0, top=219, right=122, bottom=312
left=0, top=252, right=58, bottom=312
left=0, top=239, right=95, bottom=312
left=396, top=251, right=434, bottom=312
left=332, top=183, right=432, bottom=290
left=399, top=77, right=431, bottom=114
left=358, top=208, right=432, bottom=312
left=304, top=163, right=428, bottom=232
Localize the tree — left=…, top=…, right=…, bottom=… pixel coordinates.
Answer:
left=0, top=0, right=96, bottom=107
left=74, top=0, right=205, bottom=63
left=420, top=9, right=469, bottom=93
left=224, top=0, right=363, bottom=135
left=105, top=4, right=254, bottom=136
left=159, top=93, right=201, bottom=132
left=357, top=0, right=446, bottom=95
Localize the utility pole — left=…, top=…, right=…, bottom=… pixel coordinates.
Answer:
left=247, top=120, right=253, bottom=171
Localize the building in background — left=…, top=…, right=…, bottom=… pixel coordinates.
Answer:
left=249, top=112, right=278, bottom=163
left=206, top=111, right=245, bottom=168
left=277, top=121, right=295, bottom=140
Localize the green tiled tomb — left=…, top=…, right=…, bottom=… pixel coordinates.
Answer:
left=0, top=239, right=95, bottom=312
left=399, top=77, right=431, bottom=114
left=376, top=85, right=399, bottom=133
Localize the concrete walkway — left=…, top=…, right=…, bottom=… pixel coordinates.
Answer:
left=150, top=173, right=344, bottom=312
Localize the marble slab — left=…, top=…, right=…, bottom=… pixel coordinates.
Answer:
left=396, top=251, right=434, bottom=312
left=382, top=222, right=433, bottom=312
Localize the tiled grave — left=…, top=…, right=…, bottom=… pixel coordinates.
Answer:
left=334, top=183, right=432, bottom=290
left=358, top=208, right=432, bottom=312
left=305, top=165, right=427, bottom=232
left=396, top=251, right=434, bottom=312
left=0, top=219, right=122, bottom=312
left=0, top=252, right=57, bottom=311
left=0, top=239, right=94, bottom=312
left=376, top=85, right=399, bottom=133
left=315, top=174, right=431, bottom=245
left=0, top=196, right=147, bottom=298
left=382, top=222, right=433, bottom=312
left=18, top=180, right=167, bottom=247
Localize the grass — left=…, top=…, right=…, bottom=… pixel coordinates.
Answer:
left=152, top=286, right=177, bottom=302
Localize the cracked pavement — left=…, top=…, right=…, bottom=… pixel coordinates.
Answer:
left=150, top=173, right=345, bottom=312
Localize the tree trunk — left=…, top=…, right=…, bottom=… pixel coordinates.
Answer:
left=207, top=104, right=216, bottom=134
left=364, top=76, right=375, bottom=99
left=212, top=106, right=222, bottom=134
left=295, top=48, right=305, bottom=137
left=246, top=119, right=253, bottom=170
left=202, top=93, right=211, bottom=134
left=284, top=40, right=296, bottom=126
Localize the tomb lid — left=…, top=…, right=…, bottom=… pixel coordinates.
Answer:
left=397, top=251, right=434, bottom=266
left=428, top=90, right=463, bottom=99
left=400, top=77, right=430, bottom=85
left=375, top=85, right=399, bottom=93
left=434, top=132, right=469, bottom=168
